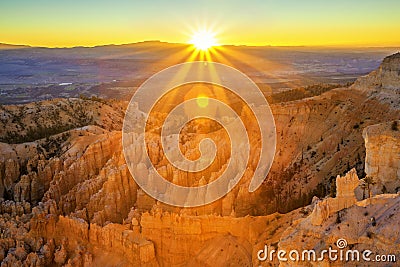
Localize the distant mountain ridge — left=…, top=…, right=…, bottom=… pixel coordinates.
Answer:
left=1, top=41, right=400, bottom=50
left=0, top=43, right=31, bottom=50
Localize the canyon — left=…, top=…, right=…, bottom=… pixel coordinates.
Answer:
left=0, top=52, right=399, bottom=266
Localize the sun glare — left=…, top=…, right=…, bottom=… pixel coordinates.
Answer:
left=190, top=31, right=218, bottom=51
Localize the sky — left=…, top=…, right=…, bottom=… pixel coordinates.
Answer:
left=1, top=0, right=400, bottom=47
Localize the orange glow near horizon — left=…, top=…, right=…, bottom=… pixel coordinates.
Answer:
left=1, top=1, right=399, bottom=48
left=1, top=23, right=400, bottom=48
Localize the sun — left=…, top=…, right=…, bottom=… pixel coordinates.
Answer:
left=190, top=30, right=218, bottom=51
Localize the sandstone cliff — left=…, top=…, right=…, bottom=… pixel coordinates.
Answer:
left=309, top=169, right=359, bottom=226
left=352, top=52, right=400, bottom=109
left=363, top=120, right=400, bottom=194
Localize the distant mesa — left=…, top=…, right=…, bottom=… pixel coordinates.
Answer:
left=0, top=43, right=31, bottom=50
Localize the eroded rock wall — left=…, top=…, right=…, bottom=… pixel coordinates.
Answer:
left=363, top=120, right=400, bottom=194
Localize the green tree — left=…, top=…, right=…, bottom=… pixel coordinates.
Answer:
left=361, top=175, right=376, bottom=201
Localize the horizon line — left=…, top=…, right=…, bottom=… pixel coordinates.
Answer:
left=1, top=40, right=400, bottom=50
